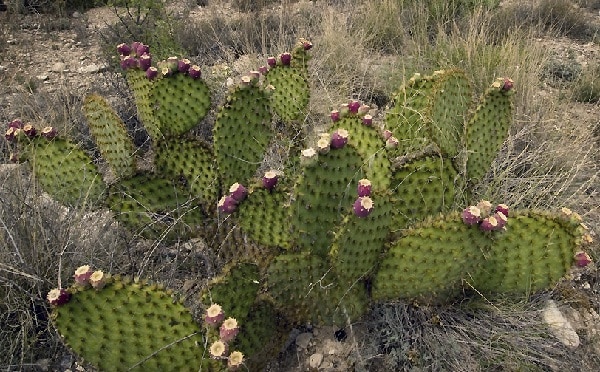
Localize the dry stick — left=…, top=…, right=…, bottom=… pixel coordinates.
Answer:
left=0, top=217, right=24, bottom=264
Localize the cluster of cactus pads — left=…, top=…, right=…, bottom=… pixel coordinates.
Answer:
left=4, top=39, right=595, bottom=370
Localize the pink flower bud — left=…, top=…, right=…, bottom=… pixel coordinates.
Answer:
left=382, top=129, right=393, bottom=140
left=574, top=251, right=592, bottom=267
left=120, top=56, right=137, bottom=70
left=258, top=65, right=268, bottom=75
left=330, top=110, right=340, bottom=122
left=135, top=43, right=150, bottom=57
left=301, top=39, right=313, bottom=50
left=8, top=119, right=23, bottom=129
left=204, top=303, right=225, bottom=326
left=330, top=128, right=349, bottom=149
left=362, top=114, right=373, bottom=126
left=89, top=270, right=106, bottom=290
left=73, top=265, right=93, bottom=286
left=229, top=183, right=247, bottom=203
left=280, top=52, right=291, bottom=66
left=138, top=53, right=152, bottom=71
left=117, top=43, right=131, bottom=56
left=357, top=179, right=372, bottom=197
left=219, top=317, right=240, bottom=342
left=385, top=136, right=399, bottom=149
left=177, top=58, right=191, bottom=73
left=502, top=78, right=514, bottom=92
left=47, top=288, right=71, bottom=306
left=495, top=204, right=509, bottom=217
left=262, top=171, right=278, bottom=191
left=131, top=41, right=141, bottom=55
left=461, top=206, right=481, bottom=225
left=5, top=127, right=17, bottom=142
left=267, top=56, right=277, bottom=67
left=353, top=196, right=374, bottom=218
left=188, top=65, right=201, bottom=79
left=41, top=126, right=57, bottom=139
left=494, top=211, right=508, bottom=229
left=348, top=100, right=360, bottom=114
left=146, top=66, right=158, bottom=80
left=218, top=195, right=237, bottom=214
left=479, top=216, right=499, bottom=232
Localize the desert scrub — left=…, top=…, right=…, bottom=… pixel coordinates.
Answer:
left=572, top=64, right=600, bottom=103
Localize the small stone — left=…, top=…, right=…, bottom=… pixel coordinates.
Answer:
left=542, top=300, right=579, bottom=348
left=72, top=11, right=81, bottom=18
left=295, top=332, right=312, bottom=349
left=77, top=64, right=107, bottom=74
left=309, top=353, right=323, bottom=369
left=50, top=62, right=66, bottom=72
left=36, top=75, right=48, bottom=81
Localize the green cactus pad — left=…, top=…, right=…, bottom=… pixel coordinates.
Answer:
left=126, top=69, right=162, bottom=141
left=106, top=173, right=203, bottom=241
left=52, top=276, right=208, bottom=371
left=390, top=155, right=458, bottom=231
left=213, top=81, right=272, bottom=189
left=465, top=77, right=514, bottom=183
left=29, top=138, right=106, bottom=207
left=265, top=66, right=309, bottom=123
left=151, top=73, right=211, bottom=138
left=470, top=210, right=583, bottom=294
left=155, top=139, right=218, bottom=208
left=291, top=143, right=364, bottom=256
left=237, top=186, right=292, bottom=249
left=372, top=211, right=493, bottom=302
left=336, top=116, right=391, bottom=191
left=266, top=252, right=368, bottom=326
left=83, top=94, right=136, bottom=180
left=330, top=191, right=394, bottom=286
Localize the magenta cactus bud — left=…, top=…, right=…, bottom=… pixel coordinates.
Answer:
left=204, top=303, right=225, bottom=326
left=188, top=65, right=202, bottom=79
left=209, top=340, right=228, bottom=359
left=479, top=216, right=499, bottom=232
left=262, top=171, right=278, bottom=191
left=477, top=200, right=493, bottom=217
left=131, top=41, right=141, bottom=54
left=348, top=100, right=360, bottom=114
left=353, top=196, right=374, bottom=218
left=218, top=195, right=237, bottom=214
left=146, top=66, right=158, bottom=80
left=495, top=203, right=509, bottom=217
left=228, top=351, right=244, bottom=369
left=382, top=129, right=393, bottom=140
left=461, top=206, right=482, bottom=225
left=177, top=58, right=191, bottom=73
left=41, top=126, right=57, bottom=139
left=494, top=211, right=508, bottom=229
left=117, top=43, right=131, bottom=56
left=330, top=110, right=340, bottom=122
left=502, top=78, right=514, bottom=92
left=5, top=127, right=17, bottom=142
left=574, top=251, right=592, bottom=267
left=135, top=43, right=149, bottom=57
left=279, top=52, right=292, bottom=66
left=386, top=136, right=399, bottom=149
left=219, top=317, right=240, bottom=342
left=73, top=265, right=93, bottom=285
left=258, top=65, right=268, bottom=75
left=301, top=147, right=318, bottom=166
left=330, top=128, right=349, bottom=149
left=358, top=104, right=370, bottom=115
left=229, top=183, right=248, bottom=203
left=89, top=270, right=106, bottom=290
left=357, top=179, right=372, bottom=197
left=138, top=53, right=152, bottom=71
left=301, top=39, right=313, bottom=50
left=362, top=114, right=373, bottom=126
left=47, top=288, right=71, bottom=306
left=267, top=56, right=277, bottom=67
left=8, top=119, right=23, bottom=129
left=120, top=55, right=137, bottom=70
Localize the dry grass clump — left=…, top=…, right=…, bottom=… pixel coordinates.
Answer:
left=572, top=63, right=600, bottom=103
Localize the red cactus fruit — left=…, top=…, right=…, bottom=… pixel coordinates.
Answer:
left=353, top=196, right=374, bottom=218
left=348, top=100, right=360, bottom=114
left=228, top=351, right=244, bottom=370
left=41, top=126, right=57, bottom=139
left=146, top=66, right=158, bottom=80
left=188, top=65, right=202, bottom=79
left=267, top=56, right=277, bottom=67
left=357, top=179, right=372, bottom=197
left=494, top=211, right=508, bottom=229
left=73, top=265, right=93, bottom=286
left=382, top=129, right=393, bottom=140
left=204, top=303, right=225, bottom=327
left=178, top=58, right=191, bottom=73
left=120, top=56, right=137, bottom=70
left=131, top=41, right=142, bottom=55
left=219, top=317, right=240, bottom=342
left=301, top=39, right=313, bottom=50
left=479, top=216, right=499, bottom=232
left=135, top=43, right=150, bottom=57
left=8, top=119, right=23, bottom=129
left=495, top=204, right=509, bottom=218
left=385, top=136, right=399, bottom=149
left=330, top=128, right=349, bottom=149
left=210, top=340, right=228, bottom=359
left=47, top=288, right=71, bottom=306
left=218, top=195, right=237, bottom=214
left=301, top=147, right=318, bottom=166
left=258, top=65, right=268, bottom=75
left=362, top=114, right=373, bottom=126
left=262, top=171, right=278, bottom=191
left=477, top=200, right=493, bottom=217
left=574, top=251, right=592, bottom=267
left=117, top=43, right=131, bottom=56
left=229, top=183, right=248, bottom=203
left=461, top=206, right=482, bottom=225
left=5, top=127, right=18, bottom=142
left=22, top=123, right=36, bottom=138
left=330, top=110, right=340, bottom=122
left=502, top=78, right=514, bottom=92
left=89, top=270, right=106, bottom=290
left=280, top=52, right=292, bottom=66
left=138, top=54, right=152, bottom=71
